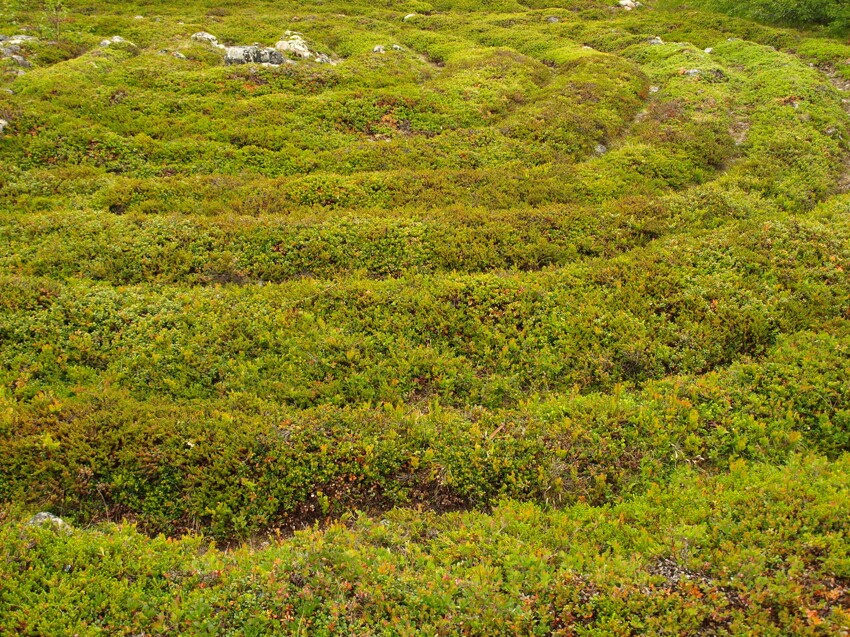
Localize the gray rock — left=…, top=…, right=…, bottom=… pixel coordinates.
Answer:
left=0, top=35, right=6, bottom=42
left=192, top=31, right=225, bottom=49
left=392, top=44, right=403, bottom=51
left=683, top=68, right=701, bottom=76
left=647, top=36, right=664, bottom=45
left=10, top=55, right=31, bottom=67
left=260, top=48, right=284, bottom=64
left=619, top=0, right=641, bottom=9
left=99, top=35, right=134, bottom=47
left=7, top=35, right=37, bottom=45
left=373, top=45, right=385, bottom=53
left=704, top=47, right=713, bottom=54
left=546, top=16, right=560, bottom=23
left=403, top=13, right=417, bottom=21
left=173, top=51, right=187, bottom=59
left=224, top=46, right=254, bottom=64
left=225, top=46, right=284, bottom=65
left=27, top=512, right=70, bottom=531
left=2, top=44, right=22, bottom=56
left=594, top=143, right=608, bottom=155
left=0, top=118, right=8, bottom=133
left=275, top=31, right=312, bottom=58
left=315, top=53, right=332, bottom=64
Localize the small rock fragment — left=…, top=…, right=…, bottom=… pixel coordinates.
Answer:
left=594, top=143, right=608, bottom=155
left=173, top=51, right=187, bottom=59
left=546, top=16, right=560, bottom=23
left=403, top=13, right=417, bottom=21
left=619, top=0, right=642, bottom=10
left=649, top=85, right=660, bottom=93
left=392, top=44, right=403, bottom=51
left=704, top=47, right=713, bottom=54
left=373, top=45, right=385, bottom=53
left=10, top=54, right=31, bottom=67
left=647, top=36, right=664, bottom=45
left=99, top=35, right=134, bottom=47
left=0, top=118, right=8, bottom=133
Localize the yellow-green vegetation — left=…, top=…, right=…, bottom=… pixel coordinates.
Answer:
left=1, top=0, right=849, bottom=634
left=3, top=458, right=849, bottom=635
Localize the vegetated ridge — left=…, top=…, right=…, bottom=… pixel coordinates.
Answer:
left=1, top=0, right=849, bottom=634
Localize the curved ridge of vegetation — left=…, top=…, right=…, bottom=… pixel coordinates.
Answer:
left=1, top=0, right=849, bottom=634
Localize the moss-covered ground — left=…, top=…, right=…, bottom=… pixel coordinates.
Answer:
left=1, top=0, right=849, bottom=634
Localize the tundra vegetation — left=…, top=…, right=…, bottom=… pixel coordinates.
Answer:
left=0, top=0, right=849, bottom=634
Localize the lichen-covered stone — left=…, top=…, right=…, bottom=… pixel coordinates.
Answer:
left=275, top=31, right=312, bottom=58
left=27, top=512, right=71, bottom=531
left=225, top=46, right=284, bottom=65
left=192, top=32, right=225, bottom=49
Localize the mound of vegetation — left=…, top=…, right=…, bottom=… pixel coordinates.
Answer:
left=662, top=0, right=850, bottom=33
left=1, top=0, right=849, bottom=634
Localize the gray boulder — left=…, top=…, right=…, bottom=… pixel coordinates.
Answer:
left=27, top=512, right=71, bottom=531
left=7, top=35, right=37, bottom=45
left=225, top=46, right=284, bottom=65
left=275, top=31, right=312, bottom=58
left=192, top=31, right=225, bottom=49
left=10, top=55, right=31, bottom=67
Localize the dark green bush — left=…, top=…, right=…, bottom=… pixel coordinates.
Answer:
left=663, top=0, right=850, bottom=33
